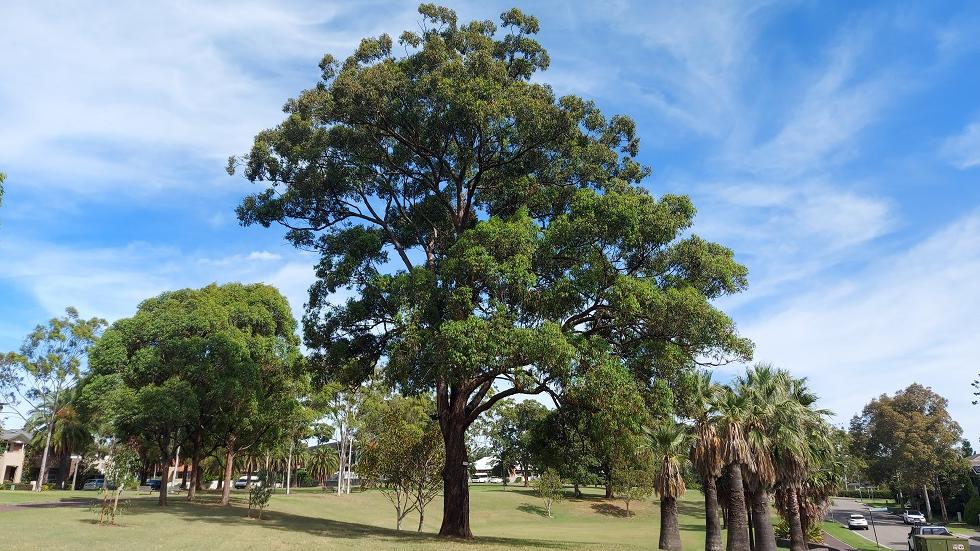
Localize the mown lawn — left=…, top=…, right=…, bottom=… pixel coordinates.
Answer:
left=822, top=520, right=881, bottom=551
left=0, top=485, right=714, bottom=550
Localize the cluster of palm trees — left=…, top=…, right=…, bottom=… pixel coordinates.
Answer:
left=650, top=364, right=842, bottom=551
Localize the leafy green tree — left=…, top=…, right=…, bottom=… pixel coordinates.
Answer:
left=535, top=468, right=565, bottom=518
left=3, top=307, right=106, bottom=492
left=850, top=384, right=963, bottom=520
left=230, top=4, right=750, bottom=537
left=961, top=439, right=975, bottom=458
left=248, top=484, right=274, bottom=519
left=306, top=445, right=339, bottom=487
left=650, top=422, right=689, bottom=549
left=489, top=399, right=548, bottom=486
left=85, top=283, right=303, bottom=506
left=98, top=443, right=140, bottom=525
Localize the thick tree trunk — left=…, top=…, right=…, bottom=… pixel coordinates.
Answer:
left=659, top=496, right=682, bottom=550
left=704, top=477, right=723, bottom=551
left=785, top=488, right=807, bottom=551
left=187, top=446, right=201, bottom=500
left=158, top=451, right=170, bottom=506
left=750, top=489, right=777, bottom=551
left=438, top=420, right=472, bottom=538
left=725, top=463, right=750, bottom=551
left=923, top=485, right=932, bottom=520
left=221, top=437, right=235, bottom=506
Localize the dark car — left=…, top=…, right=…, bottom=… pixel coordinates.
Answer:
left=146, top=479, right=162, bottom=491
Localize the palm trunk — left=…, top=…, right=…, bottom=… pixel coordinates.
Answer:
left=785, top=488, right=806, bottom=551
left=704, top=476, right=723, bottom=551
left=221, top=436, right=235, bottom=506
left=437, top=416, right=472, bottom=538
left=750, top=489, right=777, bottom=551
left=659, top=495, right=682, bottom=550
left=725, top=463, right=750, bottom=551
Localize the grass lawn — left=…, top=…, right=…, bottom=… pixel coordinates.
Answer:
left=0, top=485, right=720, bottom=550
left=822, top=520, right=881, bottom=551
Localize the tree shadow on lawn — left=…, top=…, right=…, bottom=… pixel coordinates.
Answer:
left=517, top=503, right=550, bottom=517
left=676, top=498, right=708, bottom=533
left=589, top=503, right=632, bottom=518
left=103, top=496, right=571, bottom=549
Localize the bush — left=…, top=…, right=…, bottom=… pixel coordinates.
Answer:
left=248, top=485, right=273, bottom=519
left=774, top=516, right=822, bottom=543
left=965, top=496, right=980, bottom=527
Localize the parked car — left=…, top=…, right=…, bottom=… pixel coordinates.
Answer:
left=488, top=477, right=503, bottom=484
left=903, top=509, right=926, bottom=524
left=82, top=477, right=116, bottom=491
left=907, top=525, right=962, bottom=551
left=146, top=479, right=162, bottom=491
left=847, top=514, right=868, bottom=530
left=470, top=475, right=489, bottom=484
left=234, top=475, right=261, bottom=489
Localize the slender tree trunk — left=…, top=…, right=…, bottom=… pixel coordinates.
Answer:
left=704, top=477, right=723, bottom=551
left=725, top=463, right=750, bottom=551
left=923, top=485, right=933, bottom=520
left=785, top=488, right=807, bottom=551
left=245, top=461, right=254, bottom=490
left=221, top=437, right=235, bottom=506
left=936, top=478, right=949, bottom=523
left=574, top=482, right=582, bottom=498
left=750, top=489, right=777, bottom=551
left=659, top=496, right=682, bottom=550
left=336, top=422, right=346, bottom=496
left=418, top=507, right=425, bottom=532
left=747, top=496, right=755, bottom=551
left=522, top=462, right=529, bottom=487
left=181, top=463, right=189, bottom=490
left=35, top=406, right=58, bottom=492
left=286, top=440, right=294, bottom=495
left=438, top=419, right=472, bottom=538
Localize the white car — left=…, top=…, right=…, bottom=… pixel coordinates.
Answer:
left=470, top=475, right=489, bottom=484
left=233, top=475, right=261, bottom=489
left=847, top=514, right=868, bottom=530
left=488, top=477, right=503, bottom=484
left=902, top=509, right=926, bottom=524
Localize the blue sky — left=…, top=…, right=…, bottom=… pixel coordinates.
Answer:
left=2, top=1, right=979, bottom=438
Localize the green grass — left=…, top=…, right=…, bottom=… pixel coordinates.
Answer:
left=0, top=485, right=717, bottom=550
left=822, top=521, right=882, bottom=551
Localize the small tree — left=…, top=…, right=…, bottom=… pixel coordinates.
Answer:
left=248, top=484, right=273, bottom=519
left=535, top=468, right=565, bottom=518
left=99, top=444, right=139, bottom=525
left=611, top=451, right=655, bottom=516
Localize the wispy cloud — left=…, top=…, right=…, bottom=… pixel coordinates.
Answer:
left=942, top=122, right=980, bottom=169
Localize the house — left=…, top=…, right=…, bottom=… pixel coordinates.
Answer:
left=969, top=453, right=980, bottom=475
left=1, top=429, right=32, bottom=484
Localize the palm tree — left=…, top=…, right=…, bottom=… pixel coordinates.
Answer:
left=738, top=365, right=785, bottom=551
left=689, top=371, right=724, bottom=551
left=651, top=421, right=690, bottom=551
left=307, top=445, right=340, bottom=487
left=715, top=386, right=751, bottom=551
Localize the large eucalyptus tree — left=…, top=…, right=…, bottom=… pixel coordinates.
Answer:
left=231, top=4, right=751, bottom=537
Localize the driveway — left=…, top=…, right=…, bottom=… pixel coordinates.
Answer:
left=829, top=498, right=979, bottom=550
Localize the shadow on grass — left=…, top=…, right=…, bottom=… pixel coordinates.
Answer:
left=103, top=496, right=571, bottom=549
left=517, top=503, right=550, bottom=517
left=590, top=503, right=632, bottom=518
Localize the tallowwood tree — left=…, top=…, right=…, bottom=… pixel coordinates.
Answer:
left=230, top=4, right=750, bottom=537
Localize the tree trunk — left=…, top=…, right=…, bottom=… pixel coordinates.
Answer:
left=181, top=463, right=189, bottom=490
left=35, top=407, right=58, bottom=492
left=936, top=479, right=949, bottom=523
left=659, top=496, right=682, bottom=550
left=286, top=440, right=294, bottom=495
left=747, top=496, right=755, bottom=551
left=522, top=463, right=529, bottom=487
left=158, top=450, right=170, bottom=506
left=573, top=482, right=582, bottom=498
left=750, top=489, right=777, bottom=551
left=418, top=506, right=425, bottom=532
left=221, top=437, right=235, bottom=506
left=923, top=485, right=932, bottom=520
left=336, top=422, right=346, bottom=496
left=246, top=461, right=254, bottom=490
left=438, top=420, right=472, bottom=538
left=187, top=446, right=201, bottom=500
left=704, top=476, right=723, bottom=551
left=725, top=463, right=750, bottom=551
left=785, top=488, right=807, bottom=551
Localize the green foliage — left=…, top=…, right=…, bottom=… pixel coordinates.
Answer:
left=306, top=446, right=339, bottom=486
left=611, top=451, right=655, bottom=515
left=98, top=445, right=140, bottom=525
left=488, top=399, right=548, bottom=484
left=774, top=516, right=822, bottom=542
left=965, top=495, right=980, bottom=526
left=248, top=484, right=274, bottom=519
left=534, top=468, right=565, bottom=518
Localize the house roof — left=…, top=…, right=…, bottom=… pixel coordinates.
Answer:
left=472, top=457, right=498, bottom=471
left=969, top=454, right=980, bottom=474
left=1, top=429, right=32, bottom=443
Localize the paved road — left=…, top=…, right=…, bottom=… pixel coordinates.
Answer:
left=829, top=498, right=979, bottom=551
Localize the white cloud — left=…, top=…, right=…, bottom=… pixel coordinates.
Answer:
left=740, top=210, right=980, bottom=439
left=942, top=122, right=980, bottom=169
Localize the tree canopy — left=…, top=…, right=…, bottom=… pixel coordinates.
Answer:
left=230, top=3, right=751, bottom=537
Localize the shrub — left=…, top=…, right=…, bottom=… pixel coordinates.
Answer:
left=965, top=495, right=980, bottom=526
left=774, top=516, right=822, bottom=543
left=248, top=485, right=273, bottom=519
left=534, top=469, right=565, bottom=518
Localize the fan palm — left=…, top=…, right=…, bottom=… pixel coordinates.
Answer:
left=307, top=445, right=340, bottom=487
left=688, top=371, right=724, bottom=551
left=650, top=421, right=691, bottom=551
left=715, top=386, right=751, bottom=551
